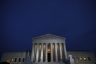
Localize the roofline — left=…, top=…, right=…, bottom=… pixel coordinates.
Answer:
left=32, top=34, right=66, bottom=40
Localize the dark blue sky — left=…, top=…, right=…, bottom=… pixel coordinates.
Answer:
left=0, top=0, right=96, bottom=52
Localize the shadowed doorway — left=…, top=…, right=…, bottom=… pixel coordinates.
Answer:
left=47, top=43, right=51, bottom=62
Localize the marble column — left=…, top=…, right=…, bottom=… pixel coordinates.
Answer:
left=34, top=44, right=36, bottom=62
left=63, top=42, right=67, bottom=59
left=59, top=43, right=62, bottom=61
left=55, top=43, right=58, bottom=62
left=51, top=43, right=53, bottom=62
left=36, top=44, right=39, bottom=62
left=40, top=43, right=43, bottom=62
left=31, top=43, right=35, bottom=62
left=46, top=43, right=48, bottom=62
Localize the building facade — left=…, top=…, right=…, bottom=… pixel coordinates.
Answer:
left=31, top=34, right=68, bottom=64
left=0, top=34, right=96, bottom=64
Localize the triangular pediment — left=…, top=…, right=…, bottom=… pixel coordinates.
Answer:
left=32, top=34, right=65, bottom=39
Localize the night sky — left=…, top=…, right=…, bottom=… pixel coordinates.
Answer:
left=0, top=0, right=96, bottom=52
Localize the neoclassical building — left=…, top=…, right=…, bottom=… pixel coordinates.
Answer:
left=0, top=34, right=96, bottom=64
left=31, top=34, right=68, bottom=63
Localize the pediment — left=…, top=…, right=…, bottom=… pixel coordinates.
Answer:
left=32, top=34, right=65, bottom=40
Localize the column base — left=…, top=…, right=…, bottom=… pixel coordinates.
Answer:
left=32, top=62, right=68, bottom=64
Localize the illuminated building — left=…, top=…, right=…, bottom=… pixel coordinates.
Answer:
left=0, top=34, right=96, bottom=64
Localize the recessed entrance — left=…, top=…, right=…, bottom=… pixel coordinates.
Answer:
left=47, top=43, right=51, bottom=62
left=47, top=52, right=51, bottom=62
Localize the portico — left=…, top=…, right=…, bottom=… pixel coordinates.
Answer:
left=31, top=34, right=67, bottom=63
